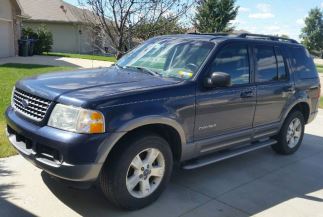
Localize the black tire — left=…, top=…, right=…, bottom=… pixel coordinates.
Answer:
left=99, top=133, right=173, bottom=210
left=272, top=110, right=305, bottom=155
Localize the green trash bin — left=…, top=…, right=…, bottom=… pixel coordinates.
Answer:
left=18, top=39, right=29, bottom=57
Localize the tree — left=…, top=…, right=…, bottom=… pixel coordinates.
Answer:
left=80, top=0, right=195, bottom=53
left=300, top=7, right=323, bottom=56
left=194, top=0, right=239, bottom=33
left=133, top=17, right=187, bottom=41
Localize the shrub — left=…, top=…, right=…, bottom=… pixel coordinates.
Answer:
left=21, top=25, right=53, bottom=54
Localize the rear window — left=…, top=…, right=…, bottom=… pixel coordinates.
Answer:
left=290, top=47, right=317, bottom=79
left=254, top=45, right=277, bottom=82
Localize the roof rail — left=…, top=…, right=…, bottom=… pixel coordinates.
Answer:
left=188, top=32, right=232, bottom=37
left=238, top=33, right=298, bottom=44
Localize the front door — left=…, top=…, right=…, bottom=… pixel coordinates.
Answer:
left=195, top=42, right=256, bottom=144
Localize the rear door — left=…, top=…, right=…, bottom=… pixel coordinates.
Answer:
left=253, top=44, right=293, bottom=127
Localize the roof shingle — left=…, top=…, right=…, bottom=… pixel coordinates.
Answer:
left=18, top=0, right=89, bottom=23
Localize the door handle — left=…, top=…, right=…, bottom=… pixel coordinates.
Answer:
left=240, top=90, right=254, bottom=98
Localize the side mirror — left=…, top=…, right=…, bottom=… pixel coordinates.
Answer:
left=204, top=72, right=231, bottom=88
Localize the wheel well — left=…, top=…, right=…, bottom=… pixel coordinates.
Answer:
left=107, top=124, right=182, bottom=164
left=290, top=102, right=310, bottom=123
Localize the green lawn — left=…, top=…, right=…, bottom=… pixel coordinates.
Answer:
left=42, top=52, right=117, bottom=62
left=317, top=64, right=323, bottom=73
left=0, top=64, right=74, bottom=158
left=320, top=97, right=323, bottom=109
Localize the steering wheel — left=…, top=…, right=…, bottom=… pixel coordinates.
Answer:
left=186, top=63, right=198, bottom=72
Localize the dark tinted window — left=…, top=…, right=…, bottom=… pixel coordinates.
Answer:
left=209, top=44, right=250, bottom=85
left=274, top=47, right=287, bottom=80
left=290, top=47, right=317, bottom=78
left=255, top=45, right=277, bottom=82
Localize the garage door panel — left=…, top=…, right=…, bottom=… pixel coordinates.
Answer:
left=0, top=21, right=13, bottom=58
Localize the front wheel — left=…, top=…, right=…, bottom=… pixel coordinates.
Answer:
left=272, top=110, right=305, bottom=155
left=99, top=133, right=173, bottom=210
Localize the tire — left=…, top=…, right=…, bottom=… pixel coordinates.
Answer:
left=99, top=133, right=173, bottom=210
left=272, top=110, right=305, bottom=155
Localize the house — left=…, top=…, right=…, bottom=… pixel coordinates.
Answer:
left=0, top=0, right=26, bottom=57
left=18, top=0, right=97, bottom=54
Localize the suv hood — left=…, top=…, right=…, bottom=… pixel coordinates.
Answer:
left=16, top=66, right=180, bottom=106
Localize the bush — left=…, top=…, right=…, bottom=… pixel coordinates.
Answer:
left=22, top=25, right=53, bottom=54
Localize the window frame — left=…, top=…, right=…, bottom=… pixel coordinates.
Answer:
left=202, top=41, right=253, bottom=88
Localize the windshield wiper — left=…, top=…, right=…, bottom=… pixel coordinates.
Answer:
left=125, top=66, right=160, bottom=77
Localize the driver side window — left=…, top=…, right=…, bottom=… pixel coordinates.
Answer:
left=209, top=44, right=250, bottom=85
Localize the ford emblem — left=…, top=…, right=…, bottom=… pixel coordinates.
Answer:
left=21, top=99, right=29, bottom=109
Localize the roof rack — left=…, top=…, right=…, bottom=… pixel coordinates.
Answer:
left=238, top=33, right=298, bottom=44
left=187, top=32, right=298, bottom=44
left=188, top=32, right=232, bottom=37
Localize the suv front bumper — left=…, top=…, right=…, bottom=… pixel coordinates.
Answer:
left=5, top=106, right=108, bottom=182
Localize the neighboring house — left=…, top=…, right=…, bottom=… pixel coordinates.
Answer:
left=18, top=0, right=97, bottom=54
left=0, top=0, right=26, bottom=57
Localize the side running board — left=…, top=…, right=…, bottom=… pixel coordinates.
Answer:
left=182, top=139, right=277, bottom=170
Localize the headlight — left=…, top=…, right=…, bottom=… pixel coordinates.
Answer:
left=48, top=104, right=105, bottom=134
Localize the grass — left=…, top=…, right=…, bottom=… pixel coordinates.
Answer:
left=42, top=52, right=117, bottom=62
left=0, top=63, right=75, bottom=158
left=316, top=64, right=323, bottom=73
left=320, top=97, right=323, bottom=109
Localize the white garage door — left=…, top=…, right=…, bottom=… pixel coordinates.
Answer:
left=0, top=20, right=14, bottom=58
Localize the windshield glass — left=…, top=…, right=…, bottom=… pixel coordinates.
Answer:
left=117, top=38, right=215, bottom=80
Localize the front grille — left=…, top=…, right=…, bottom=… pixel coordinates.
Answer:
left=12, top=88, right=52, bottom=121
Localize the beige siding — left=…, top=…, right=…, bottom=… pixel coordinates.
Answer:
left=0, top=0, right=13, bottom=20
left=23, top=22, right=94, bottom=54
left=0, top=0, right=14, bottom=57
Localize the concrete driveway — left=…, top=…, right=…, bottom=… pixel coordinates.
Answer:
left=0, top=55, right=113, bottom=68
left=1, top=110, right=323, bottom=217
left=314, top=58, right=323, bottom=65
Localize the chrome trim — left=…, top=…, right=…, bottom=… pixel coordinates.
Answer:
left=12, top=88, right=51, bottom=121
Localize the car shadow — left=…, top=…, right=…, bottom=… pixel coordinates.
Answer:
left=41, top=133, right=323, bottom=216
left=0, top=163, right=36, bottom=217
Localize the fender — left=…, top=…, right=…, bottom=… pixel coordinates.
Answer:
left=280, top=97, right=310, bottom=127
left=95, top=115, right=186, bottom=164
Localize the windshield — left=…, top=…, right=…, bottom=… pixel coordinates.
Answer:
left=117, top=38, right=215, bottom=80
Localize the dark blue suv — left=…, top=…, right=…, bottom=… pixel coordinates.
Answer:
left=5, top=33, right=321, bottom=210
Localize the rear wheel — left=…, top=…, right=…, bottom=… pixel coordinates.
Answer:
left=272, top=110, right=305, bottom=155
left=99, top=133, right=173, bottom=210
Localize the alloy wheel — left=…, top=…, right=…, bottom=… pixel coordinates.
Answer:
left=126, top=148, right=165, bottom=198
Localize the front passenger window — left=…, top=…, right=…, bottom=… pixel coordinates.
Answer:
left=209, top=44, right=250, bottom=85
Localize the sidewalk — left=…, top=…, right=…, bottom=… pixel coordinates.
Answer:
left=0, top=55, right=113, bottom=68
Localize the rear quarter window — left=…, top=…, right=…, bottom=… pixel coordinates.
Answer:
left=290, top=47, right=318, bottom=79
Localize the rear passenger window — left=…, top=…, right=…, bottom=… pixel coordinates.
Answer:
left=209, top=44, right=250, bottom=85
left=290, top=47, right=317, bottom=78
left=254, top=45, right=277, bottom=82
left=274, top=47, right=287, bottom=80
